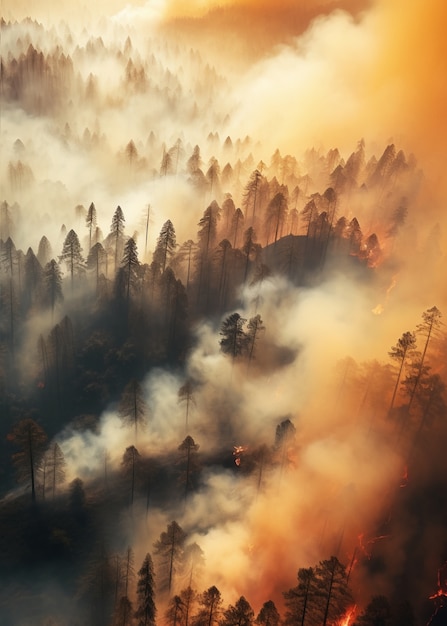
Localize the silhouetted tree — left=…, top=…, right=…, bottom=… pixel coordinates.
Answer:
left=121, top=445, right=142, bottom=507
left=86, top=202, right=97, bottom=251
left=407, top=306, right=443, bottom=413
left=246, top=314, right=265, bottom=368
left=178, top=380, right=196, bottom=431
left=221, top=596, right=254, bottom=626
left=192, top=586, right=222, bottom=626
left=119, top=379, right=147, bottom=441
left=135, top=553, right=156, bottom=626
left=7, top=417, right=47, bottom=503
left=60, top=229, right=84, bottom=290
left=353, top=595, right=392, bottom=626
left=283, top=567, right=319, bottom=626
left=37, top=235, right=52, bottom=266
left=43, top=441, right=66, bottom=499
left=255, top=601, right=280, bottom=626
left=388, top=331, right=417, bottom=414
left=154, top=220, right=177, bottom=272
left=219, top=313, right=248, bottom=360
left=154, top=521, right=187, bottom=594
left=121, top=236, right=140, bottom=304
left=109, top=205, right=126, bottom=272
left=178, top=436, right=200, bottom=499
left=43, top=259, right=63, bottom=320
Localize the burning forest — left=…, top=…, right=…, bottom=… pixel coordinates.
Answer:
left=0, top=1, right=446, bottom=625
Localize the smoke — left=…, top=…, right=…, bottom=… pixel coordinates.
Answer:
left=1, top=0, right=446, bottom=622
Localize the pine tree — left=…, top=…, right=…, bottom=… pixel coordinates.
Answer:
left=153, top=521, right=187, bottom=594
left=153, top=220, right=177, bottom=272
left=255, top=600, right=280, bottom=626
left=7, top=417, right=47, bottom=503
left=221, top=596, right=254, bottom=626
left=388, top=331, right=417, bottom=415
left=86, top=201, right=97, bottom=252
left=43, top=259, right=63, bottom=320
left=59, top=229, right=84, bottom=290
left=219, top=312, right=248, bottom=360
left=119, top=379, right=147, bottom=442
left=135, top=553, right=156, bottom=626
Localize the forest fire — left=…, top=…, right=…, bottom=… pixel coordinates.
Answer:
left=0, top=0, right=446, bottom=625
left=336, top=605, right=357, bottom=626
left=429, top=561, right=447, bottom=600
left=233, top=445, right=248, bottom=466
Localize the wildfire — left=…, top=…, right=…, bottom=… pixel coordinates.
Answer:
left=372, top=274, right=398, bottom=315
left=357, top=533, right=390, bottom=559
left=336, top=605, right=357, bottom=626
left=233, top=445, right=248, bottom=466
left=429, top=561, right=447, bottom=600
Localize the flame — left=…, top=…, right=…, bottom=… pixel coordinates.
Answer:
left=336, top=605, right=357, bottom=626
left=372, top=274, right=398, bottom=315
left=233, top=445, right=248, bottom=466
left=429, top=561, right=447, bottom=600
left=357, top=533, right=390, bottom=559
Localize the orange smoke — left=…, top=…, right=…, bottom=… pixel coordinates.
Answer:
left=368, top=0, right=447, bottom=176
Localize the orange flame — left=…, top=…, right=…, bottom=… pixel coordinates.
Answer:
left=233, top=445, right=248, bottom=466
left=336, top=605, right=357, bottom=626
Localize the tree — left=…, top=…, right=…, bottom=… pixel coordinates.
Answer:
left=243, top=169, right=263, bottom=224
left=121, top=445, right=142, bottom=507
left=192, top=586, right=222, bottom=626
left=241, top=227, right=261, bottom=283
left=86, top=201, right=97, bottom=251
left=178, top=436, right=200, bottom=500
left=43, top=441, right=66, bottom=499
left=219, top=313, right=248, bottom=360
left=114, top=595, right=134, bottom=626
left=37, top=235, right=52, bottom=266
left=181, top=543, right=205, bottom=589
left=195, top=202, right=220, bottom=305
left=166, top=595, right=184, bottom=626
left=120, top=236, right=140, bottom=304
left=407, top=306, right=442, bottom=413
left=230, top=208, right=244, bottom=248
left=7, top=417, right=47, bottom=503
left=153, top=521, right=187, bottom=594
left=317, top=556, right=352, bottom=626
left=109, top=205, right=126, bottom=272
left=87, top=242, right=107, bottom=292
left=246, top=314, right=265, bottom=369
left=125, top=139, right=138, bottom=168
left=283, top=567, right=319, bottom=626
left=135, top=553, right=156, bottom=626
left=43, top=259, right=63, bottom=320
left=78, top=545, right=115, bottom=626
left=119, top=379, right=147, bottom=441
left=24, top=247, right=43, bottom=312
left=353, top=595, right=392, bottom=626
left=178, top=379, right=196, bottom=431
left=206, top=157, right=220, bottom=197
left=255, top=600, right=280, bottom=626
left=388, top=331, right=417, bottom=414
left=264, top=192, right=288, bottom=246
left=221, top=596, right=254, bottom=626
left=59, top=229, right=84, bottom=290
left=153, top=219, right=177, bottom=272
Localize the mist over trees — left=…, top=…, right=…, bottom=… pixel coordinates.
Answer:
left=0, top=8, right=446, bottom=626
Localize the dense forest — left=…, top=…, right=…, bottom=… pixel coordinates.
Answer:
left=1, top=4, right=447, bottom=626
